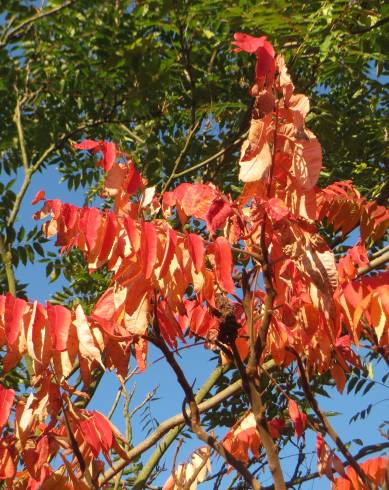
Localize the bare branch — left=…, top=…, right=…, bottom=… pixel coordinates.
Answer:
left=358, top=250, right=389, bottom=277
left=100, top=359, right=275, bottom=488
left=148, top=330, right=261, bottom=490
left=262, top=441, right=389, bottom=489
left=294, top=351, right=373, bottom=489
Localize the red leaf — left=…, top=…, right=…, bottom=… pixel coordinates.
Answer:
left=0, top=385, right=15, bottom=430
left=157, top=300, right=185, bottom=348
left=159, top=227, right=177, bottom=279
left=233, top=33, right=275, bottom=82
left=92, top=411, right=114, bottom=451
left=47, top=303, right=71, bottom=351
left=140, top=222, right=157, bottom=280
left=213, top=237, right=234, bottom=293
left=79, top=418, right=101, bottom=457
left=174, top=183, right=217, bottom=221
left=98, top=213, right=118, bottom=263
left=123, top=216, right=140, bottom=252
left=5, top=294, right=26, bottom=345
left=266, top=197, right=289, bottom=222
left=187, top=233, right=205, bottom=273
left=31, top=190, right=46, bottom=205
left=232, top=32, right=267, bottom=53
left=0, top=441, right=16, bottom=479
left=101, top=142, right=117, bottom=172
left=73, top=139, right=101, bottom=151
left=288, top=399, right=307, bottom=438
left=292, top=133, right=322, bottom=190
left=206, top=199, right=233, bottom=232
left=80, top=208, right=101, bottom=252
left=126, top=163, right=142, bottom=194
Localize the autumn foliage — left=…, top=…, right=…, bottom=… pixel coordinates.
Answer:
left=0, top=32, right=388, bottom=489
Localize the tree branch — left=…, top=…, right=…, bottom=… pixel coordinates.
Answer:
left=0, top=235, right=16, bottom=295
left=262, top=441, right=389, bottom=489
left=357, top=250, right=389, bottom=277
left=100, top=358, right=276, bottom=488
left=0, top=0, right=78, bottom=47
left=148, top=331, right=261, bottom=490
left=173, top=133, right=247, bottom=179
left=118, top=123, right=146, bottom=145
left=294, top=352, right=373, bottom=489
left=350, top=16, right=389, bottom=35
left=13, top=95, right=29, bottom=170
left=161, top=118, right=202, bottom=194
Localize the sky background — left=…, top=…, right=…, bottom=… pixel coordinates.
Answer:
left=6, top=157, right=388, bottom=489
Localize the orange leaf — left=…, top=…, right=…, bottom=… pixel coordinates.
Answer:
left=288, top=399, right=307, bottom=439
left=0, top=385, right=15, bottom=431
left=213, top=237, right=234, bottom=293
left=140, top=222, right=157, bottom=280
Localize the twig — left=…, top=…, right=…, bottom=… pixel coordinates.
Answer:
left=171, top=438, right=185, bottom=487
left=262, top=441, right=389, bottom=489
left=129, top=388, right=157, bottom=419
left=294, top=351, right=373, bottom=489
left=108, top=368, right=137, bottom=420
left=119, top=123, right=146, bottom=145
left=0, top=0, right=78, bottom=47
left=173, top=133, right=247, bottom=179
left=183, top=449, right=209, bottom=490
left=0, top=235, right=16, bottom=295
left=161, top=118, right=202, bottom=194
left=357, top=250, right=389, bottom=277
left=148, top=327, right=262, bottom=490
left=131, top=363, right=230, bottom=489
left=13, top=94, right=29, bottom=170
left=101, top=358, right=275, bottom=488
left=350, top=16, right=389, bottom=34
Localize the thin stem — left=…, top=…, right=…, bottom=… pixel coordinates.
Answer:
left=119, top=123, right=146, bottom=145
left=13, top=95, right=29, bottom=170
left=262, top=441, right=389, bottom=490
left=294, top=352, right=373, bottom=489
left=148, top=332, right=261, bottom=490
left=100, top=359, right=275, bottom=487
left=357, top=250, right=389, bottom=277
left=0, top=0, right=77, bottom=47
left=161, top=118, right=202, bottom=194
left=0, top=235, right=16, bottom=295
left=173, top=133, right=247, bottom=178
